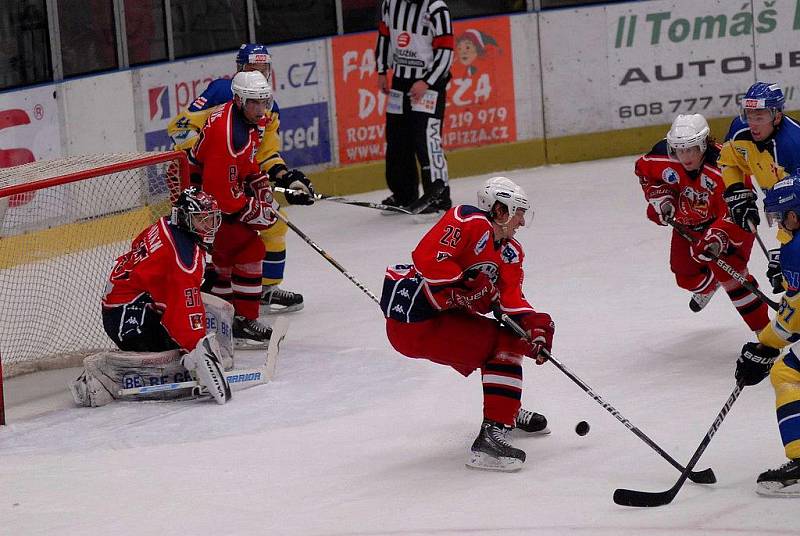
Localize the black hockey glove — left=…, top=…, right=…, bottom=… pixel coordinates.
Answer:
left=767, top=248, right=784, bottom=293
left=735, top=342, right=780, bottom=386
left=276, top=169, right=315, bottom=205
left=723, top=183, right=759, bottom=230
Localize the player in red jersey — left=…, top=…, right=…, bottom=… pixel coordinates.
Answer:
left=189, top=70, right=276, bottom=347
left=380, top=176, right=554, bottom=472
left=636, top=114, right=769, bottom=332
left=90, top=187, right=231, bottom=404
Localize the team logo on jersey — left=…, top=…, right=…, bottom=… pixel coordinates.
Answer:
left=436, top=251, right=451, bottom=262
left=735, top=146, right=748, bottom=159
left=397, top=32, right=411, bottom=48
left=467, top=262, right=499, bottom=282
left=701, top=174, right=716, bottom=191
left=501, top=242, right=521, bottom=264
left=474, top=230, right=490, bottom=255
left=661, top=168, right=680, bottom=184
left=679, top=186, right=710, bottom=220
left=189, top=313, right=203, bottom=331
left=148, top=86, right=170, bottom=120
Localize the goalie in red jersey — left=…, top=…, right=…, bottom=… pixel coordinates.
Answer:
left=635, top=113, right=769, bottom=332
left=380, top=176, right=554, bottom=472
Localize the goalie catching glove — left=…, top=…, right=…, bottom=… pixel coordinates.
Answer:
left=432, top=272, right=498, bottom=314
left=275, top=169, right=315, bottom=205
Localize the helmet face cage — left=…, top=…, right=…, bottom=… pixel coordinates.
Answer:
left=764, top=176, right=800, bottom=227
left=236, top=44, right=272, bottom=84
left=739, top=82, right=785, bottom=123
left=231, top=71, right=274, bottom=112
left=172, top=188, right=221, bottom=244
left=666, top=114, right=709, bottom=158
left=477, top=177, right=533, bottom=227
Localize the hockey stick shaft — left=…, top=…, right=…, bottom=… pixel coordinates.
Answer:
left=613, top=380, right=744, bottom=507
left=273, top=187, right=413, bottom=214
left=749, top=222, right=771, bottom=260
left=668, top=220, right=779, bottom=311
left=275, top=211, right=381, bottom=304
left=496, top=311, right=715, bottom=484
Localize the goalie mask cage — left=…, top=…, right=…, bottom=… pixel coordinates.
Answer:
left=0, top=151, right=188, bottom=425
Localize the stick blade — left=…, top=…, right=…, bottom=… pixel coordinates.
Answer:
left=688, top=467, right=716, bottom=484
left=613, top=487, right=676, bottom=508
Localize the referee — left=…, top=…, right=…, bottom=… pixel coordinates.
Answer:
left=376, top=0, right=454, bottom=213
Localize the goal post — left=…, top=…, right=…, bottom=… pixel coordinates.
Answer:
left=0, top=151, right=188, bottom=425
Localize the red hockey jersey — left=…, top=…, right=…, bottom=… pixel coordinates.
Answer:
left=635, top=140, right=739, bottom=228
left=381, top=205, right=535, bottom=322
left=188, top=100, right=261, bottom=215
left=102, top=217, right=207, bottom=352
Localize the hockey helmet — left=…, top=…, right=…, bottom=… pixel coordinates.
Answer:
left=740, top=82, right=785, bottom=123
left=666, top=114, right=710, bottom=156
left=231, top=71, right=273, bottom=111
left=477, top=176, right=532, bottom=225
left=236, top=43, right=272, bottom=84
left=172, top=187, right=221, bottom=248
left=764, top=172, right=800, bottom=227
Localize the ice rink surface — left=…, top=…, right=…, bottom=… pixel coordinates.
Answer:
left=2, top=156, right=798, bottom=535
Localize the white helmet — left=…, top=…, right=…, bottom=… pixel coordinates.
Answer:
left=232, top=71, right=273, bottom=109
left=477, top=176, right=531, bottom=220
left=666, top=114, right=710, bottom=155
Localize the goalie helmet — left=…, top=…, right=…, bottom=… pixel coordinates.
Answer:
left=740, top=82, right=785, bottom=122
left=171, top=187, right=221, bottom=248
left=236, top=43, right=273, bottom=85
left=764, top=172, right=800, bottom=227
left=477, top=176, right=532, bottom=223
left=666, top=114, right=710, bottom=156
left=231, top=70, right=273, bottom=111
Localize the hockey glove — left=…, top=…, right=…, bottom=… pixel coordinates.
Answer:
left=646, top=187, right=676, bottom=226
left=520, top=312, right=555, bottom=364
left=767, top=248, right=784, bottom=294
left=690, top=227, right=730, bottom=263
left=723, top=183, right=760, bottom=230
left=433, top=272, right=498, bottom=314
left=245, top=172, right=273, bottom=203
left=276, top=169, right=315, bottom=205
left=238, top=197, right=276, bottom=230
left=735, top=342, right=780, bottom=386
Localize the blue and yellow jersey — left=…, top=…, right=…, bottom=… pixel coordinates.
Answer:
left=759, top=231, right=800, bottom=349
left=167, top=77, right=286, bottom=175
left=719, top=115, right=800, bottom=191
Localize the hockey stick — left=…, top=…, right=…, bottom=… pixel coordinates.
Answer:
left=273, top=186, right=413, bottom=214
left=749, top=222, right=771, bottom=260
left=117, top=317, right=289, bottom=397
left=494, top=310, right=716, bottom=485
left=668, top=220, right=779, bottom=311
left=275, top=211, right=381, bottom=304
left=613, top=380, right=744, bottom=507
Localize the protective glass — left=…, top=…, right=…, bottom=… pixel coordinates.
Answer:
left=765, top=211, right=784, bottom=228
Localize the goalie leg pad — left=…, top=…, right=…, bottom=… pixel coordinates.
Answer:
left=181, top=334, right=232, bottom=404
left=201, top=292, right=234, bottom=370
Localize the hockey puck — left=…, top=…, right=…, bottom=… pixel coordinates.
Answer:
left=575, top=421, right=590, bottom=436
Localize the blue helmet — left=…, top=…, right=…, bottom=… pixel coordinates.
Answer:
left=236, top=44, right=272, bottom=84
left=740, top=82, right=785, bottom=122
left=764, top=173, right=800, bottom=227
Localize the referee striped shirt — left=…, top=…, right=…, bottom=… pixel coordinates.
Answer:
left=376, top=0, right=454, bottom=86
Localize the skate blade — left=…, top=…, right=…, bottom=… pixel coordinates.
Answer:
left=514, top=426, right=551, bottom=436
left=465, top=451, right=523, bottom=472
left=234, top=338, right=270, bottom=350
left=756, top=480, right=800, bottom=497
left=259, top=302, right=304, bottom=315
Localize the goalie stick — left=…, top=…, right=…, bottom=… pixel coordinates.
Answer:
left=613, top=380, right=744, bottom=507
left=668, top=219, right=779, bottom=311
left=117, top=317, right=289, bottom=398
left=273, top=187, right=413, bottom=214
left=494, top=310, right=717, bottom=485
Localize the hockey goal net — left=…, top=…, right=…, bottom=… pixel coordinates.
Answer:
left=0, top=151, right=187, bottom=424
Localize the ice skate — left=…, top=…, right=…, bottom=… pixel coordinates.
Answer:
left=233, top=315, right=272, bottom=349
left=515, top=408, right=550, bottom=435
left=689, top=282, right=719, bottom=312
left=466, top=418, right=526, bottom=472
left=260, top=285, right=304, bottom=314
left=756, top=459, right=800, bottom=497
